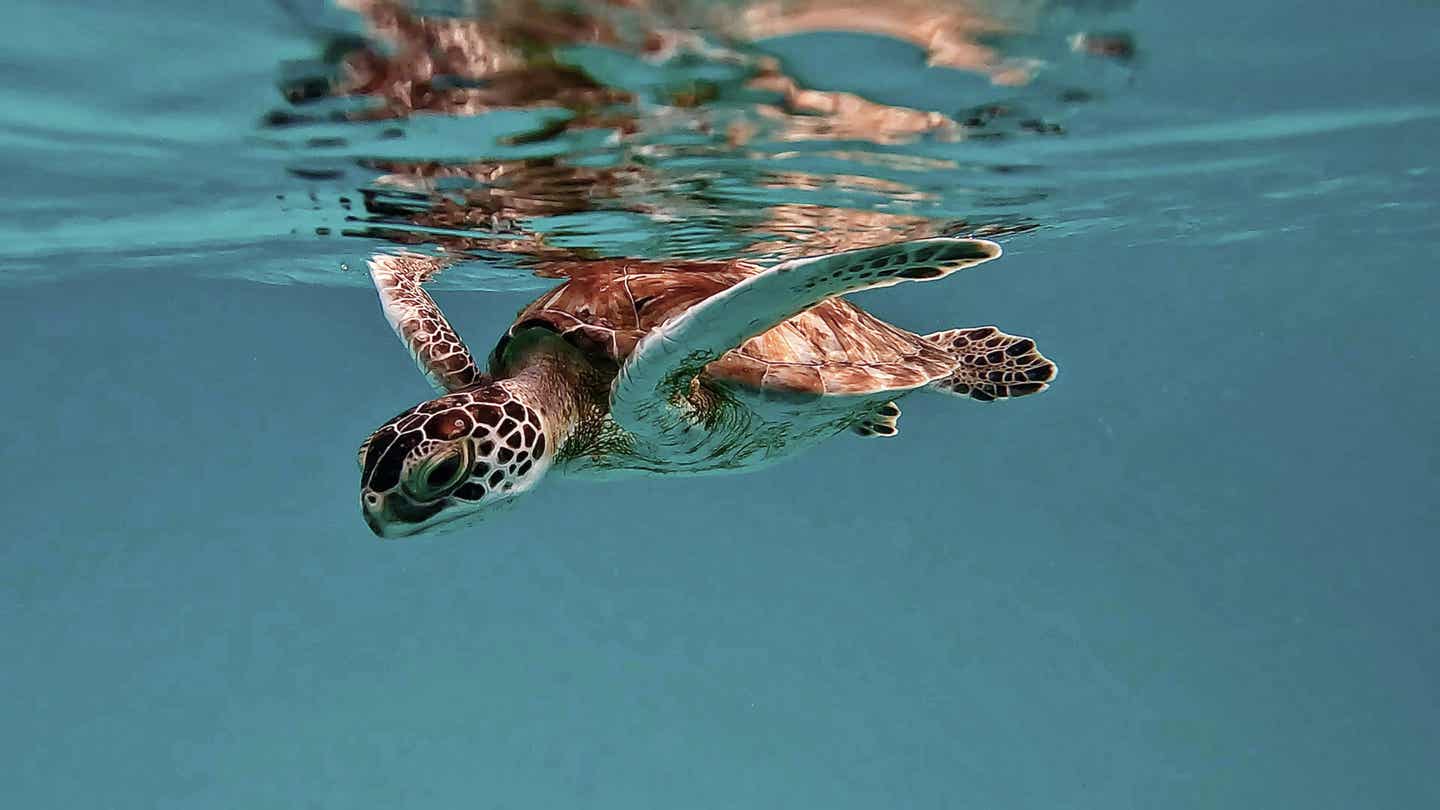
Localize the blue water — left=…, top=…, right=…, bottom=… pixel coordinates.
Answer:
left=3, top=0, right=1438, bottom=807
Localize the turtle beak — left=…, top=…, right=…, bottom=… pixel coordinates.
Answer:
left=361, top=493, right=443, bottom=539
left=362, top=496, right=399, bottom=538
left=362, top=506, right=389, bottom=538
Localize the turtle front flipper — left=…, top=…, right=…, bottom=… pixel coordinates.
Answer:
left=610, top=238, right=1002, bottom=442
left=368, top=253, right=485, bottom=393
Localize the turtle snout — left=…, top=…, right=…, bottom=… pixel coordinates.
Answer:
left=362, top=503, right=388, bottom=537
left=361, top=492, right=393, bottom=537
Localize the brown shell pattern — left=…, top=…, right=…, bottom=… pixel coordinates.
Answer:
left=495, top=260, right=958, bottom=397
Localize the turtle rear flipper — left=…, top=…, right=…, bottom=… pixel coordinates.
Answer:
left=925, top=326, right=1056, bottom=402
left=853, top=401, right=901, bottom=437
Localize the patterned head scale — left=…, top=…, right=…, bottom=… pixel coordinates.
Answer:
left=358, top=385, right=552, bottom=538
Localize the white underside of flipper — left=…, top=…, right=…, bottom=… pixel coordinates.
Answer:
left=608, top=238, right=1003, bottom=450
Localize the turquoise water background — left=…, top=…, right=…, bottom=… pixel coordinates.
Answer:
left=3, top=0, right=1438, bottom=807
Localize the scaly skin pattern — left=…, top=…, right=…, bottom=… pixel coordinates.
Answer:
left=369, top=254, right=483, bottom=393
left=924, top=326, right=1056, bottom=401
left=359, top=376, right=555, bottom=537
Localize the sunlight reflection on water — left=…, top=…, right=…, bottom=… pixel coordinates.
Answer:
left=258, top=0, right=1137, bottom=284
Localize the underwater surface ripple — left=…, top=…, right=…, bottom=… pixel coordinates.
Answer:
left=2, top=0, right=1433, bottom=287
left=1, top=0, right=1438, bottom=808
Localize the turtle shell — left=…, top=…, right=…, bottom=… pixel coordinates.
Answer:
left=491, top=259, right=958, bottom=397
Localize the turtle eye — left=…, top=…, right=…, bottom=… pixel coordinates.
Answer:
left=403, top=444, right=472, bottom=501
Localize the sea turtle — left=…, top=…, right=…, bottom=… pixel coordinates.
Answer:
left=358, top=239, right=1056, bottom=537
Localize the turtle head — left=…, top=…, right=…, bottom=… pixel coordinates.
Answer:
left=358, top=385, right=554, bottom=538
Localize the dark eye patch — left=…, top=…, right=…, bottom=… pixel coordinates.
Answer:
left=369, top=430, right=423, bottom=492
left=361, top=428, right=399, bottom=485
